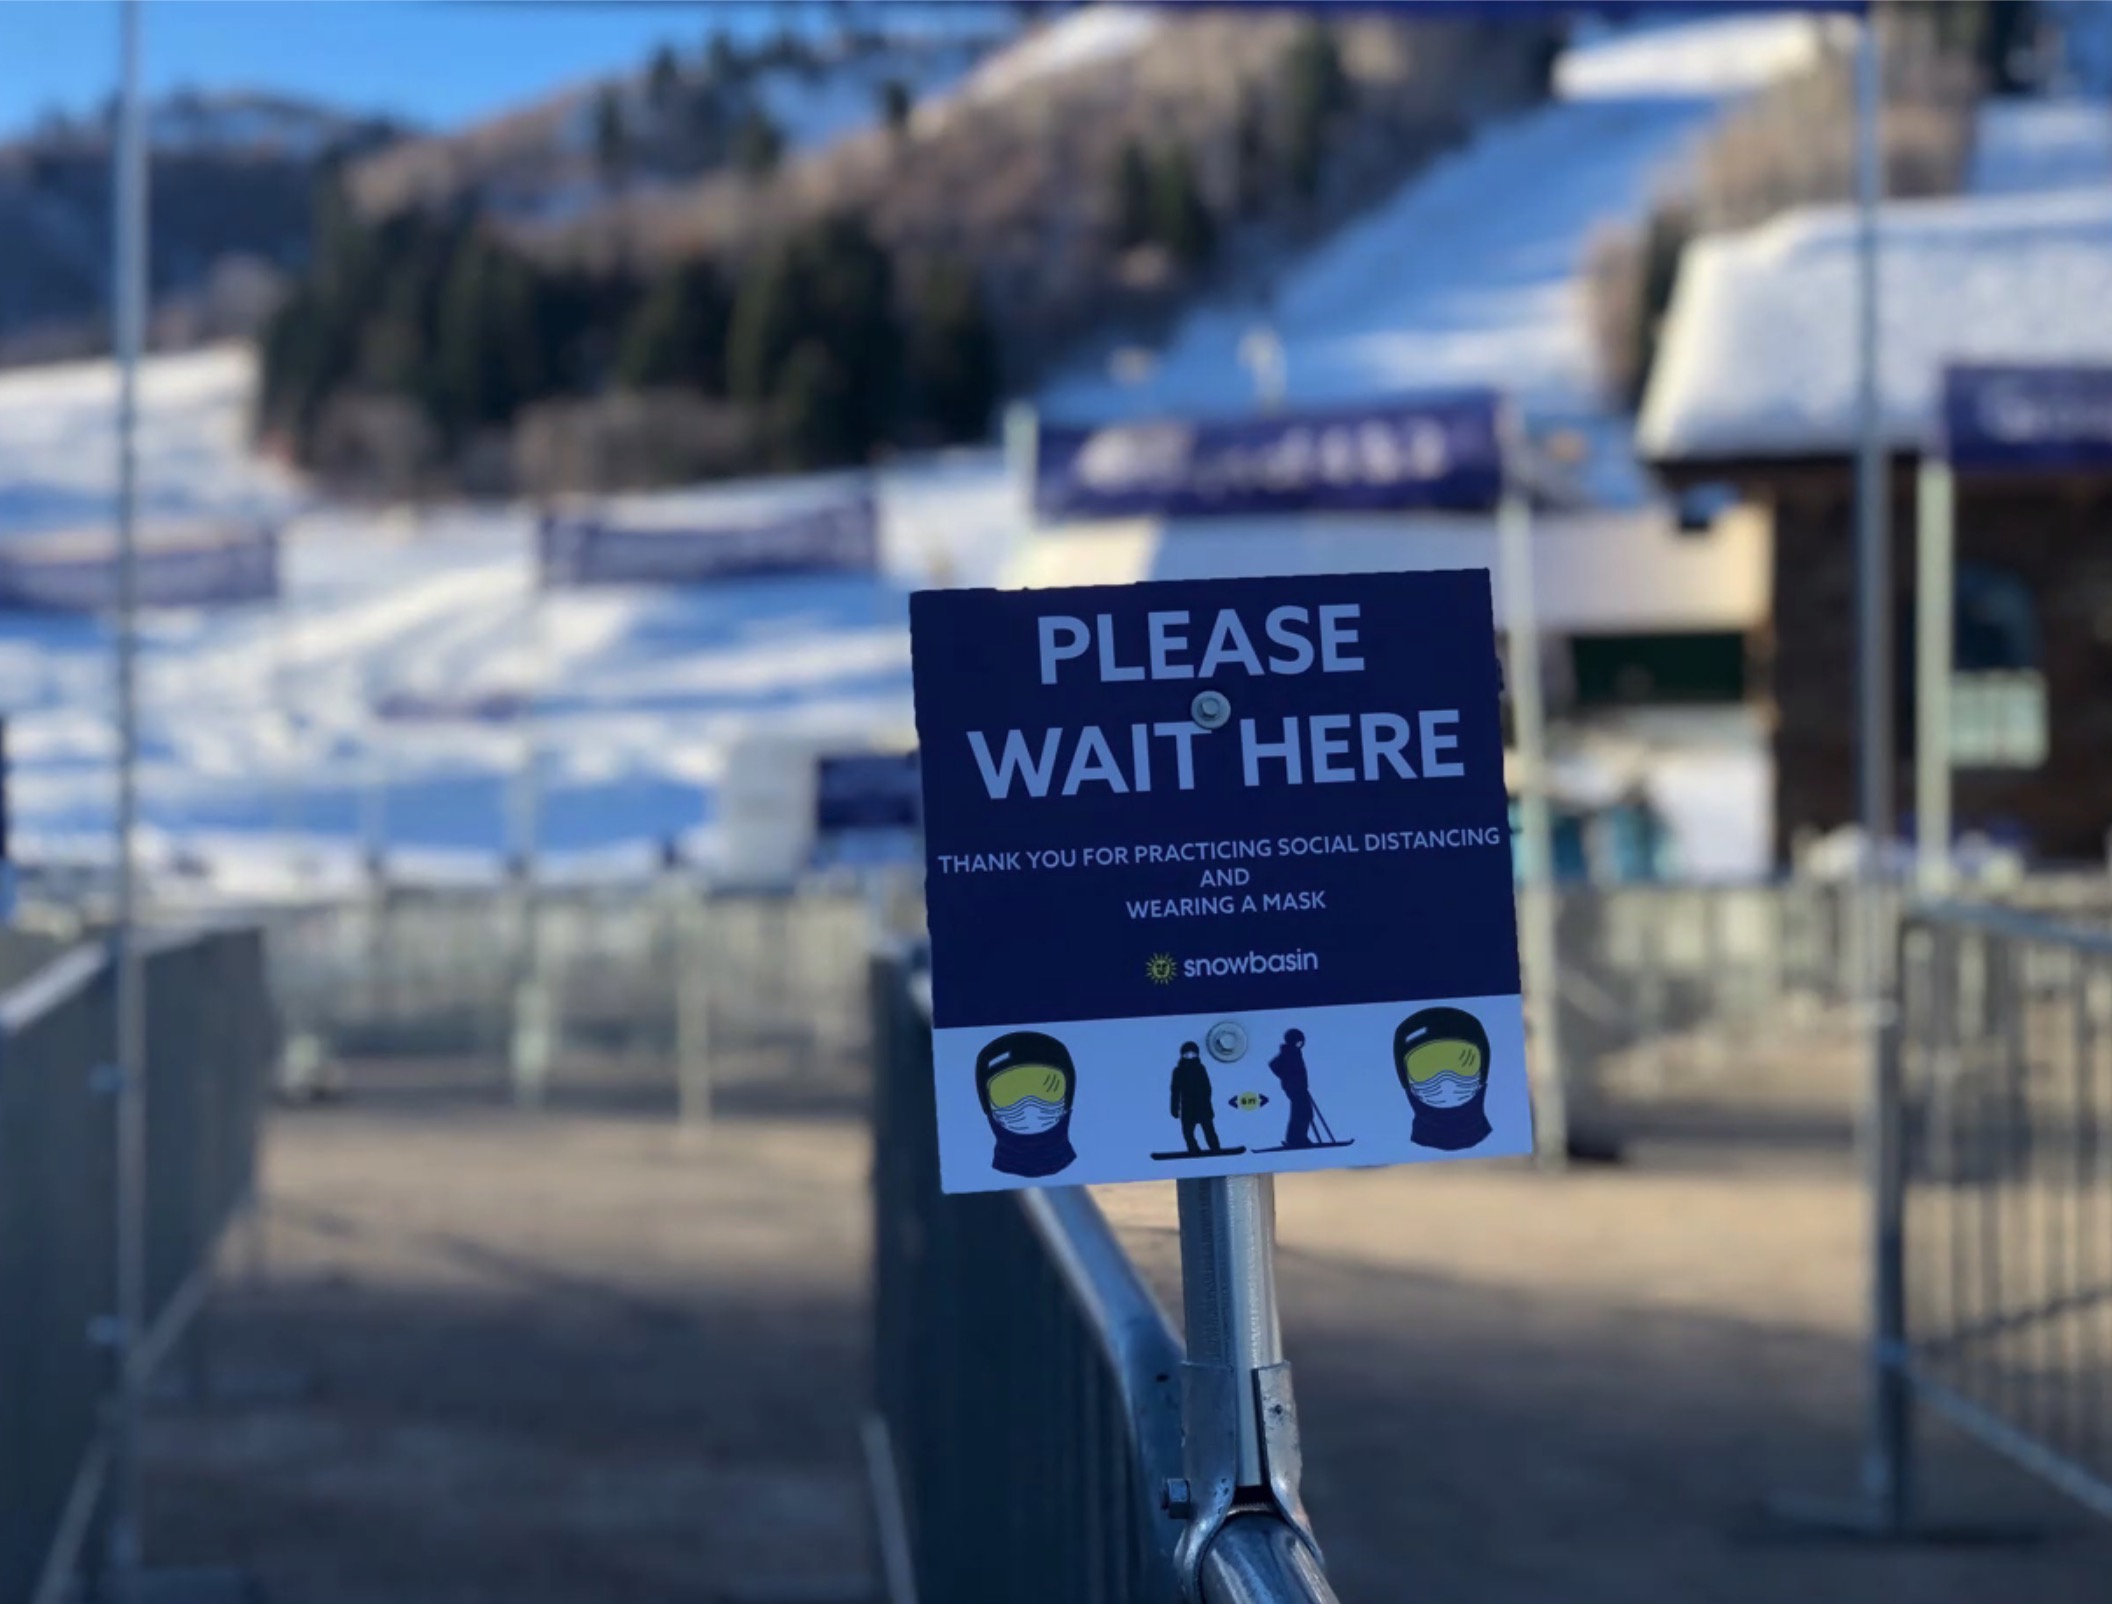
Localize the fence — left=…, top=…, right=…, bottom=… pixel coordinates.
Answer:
left=1863, top=901, right=2112, bottom=1526
left=0, top=923, right=276, bottom=1604
left=868, top=949, right=1336, bottom=1604
left=266, top=878, right=900, bottom=1107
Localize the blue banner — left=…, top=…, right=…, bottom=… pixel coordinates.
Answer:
left=1942, top=364, right=2112, bottom=474
left=911, top=571, right=1529, bottom=1191
left=539, top=490, right=879, bottom=589
left=1034, top=392, right=1506, bottom=522
left=816, top=751, right=923, bottom=835
left=0, top=525, right=280, bottom=613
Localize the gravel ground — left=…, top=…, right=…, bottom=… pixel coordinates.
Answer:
left=140, top=1051, right=2112, bottom=1604
left=141, top=1062, right=877, bottom=1604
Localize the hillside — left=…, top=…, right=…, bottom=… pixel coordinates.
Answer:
left=0, top=93, right=407, bottom=365
left=261, top=7, right=1558, bottom=498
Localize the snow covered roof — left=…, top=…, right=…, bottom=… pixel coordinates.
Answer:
left=1639, top=188, right=2112, bottom=465
left=1003, top=505, right=1770, bottom=636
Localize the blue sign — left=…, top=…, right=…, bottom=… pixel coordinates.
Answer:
left=910, top=572, right=1530, bottom=1192
left=1942, top=364, right=2112, bottom=474
left=1034, top=392, right=1506, bottom=523
left=816, top=751, right=922, bottom=834
left=0, top=526, right=280, bottom=613
left=539, top=490, right=879, bottom=589
left=813, top=750, right=923, bottom=869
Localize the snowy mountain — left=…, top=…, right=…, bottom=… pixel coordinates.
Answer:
left=0, top=10, right=1850, bottom=890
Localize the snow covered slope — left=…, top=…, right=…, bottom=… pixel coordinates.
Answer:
left=0, top=10, right=1829, bottom=890
left=1035, top=8, right=1833, bottom=505
left=0, top=345, right=1023, bottom=889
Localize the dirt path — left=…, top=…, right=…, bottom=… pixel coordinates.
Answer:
left=142, top=1067, right=876, bottom=1604
left=1099, top=1138, right=2112, bottom=1603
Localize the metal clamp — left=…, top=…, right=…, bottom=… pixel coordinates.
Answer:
left=1171, top=1360, right=1325, bottom=1601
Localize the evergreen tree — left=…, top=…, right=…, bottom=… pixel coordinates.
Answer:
left=594, top=87, right=632, bottom=191
left=735, top=108, right=785, bottom=178
left=1233, top=92, right=1270, bottom=218
left=616, top=260, right=731, bottom=392
left=1112, top=139, right=1153, bottom=249
left=1153, top=145, right=1215, bottom=270
left=908, top=260, right=999, bottom=443
left=728, top=213, right=900, bottom=466
left=878, top=77, right=914, bottom=137
left=776, top=340, right=856, bottom=468
left=648, top=45, right=682, bottom=112
left=1283, top=22, right=1348, bottom=202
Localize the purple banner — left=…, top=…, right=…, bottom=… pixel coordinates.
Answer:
left=1034, top=392, right=1506, bottom=522
left=539, top=490, right=879, bottom=589
left=0, top=524, right=280, bottom=613
left=1943, top=364, right=2112, bottom=474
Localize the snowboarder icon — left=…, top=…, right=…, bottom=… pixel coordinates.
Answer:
left=1170, top=1042, right=1223, bottom=1155
left=1152, top=1040, right=1247, bottom=1162
left=1269, top=1028, right=1317, bottom=1149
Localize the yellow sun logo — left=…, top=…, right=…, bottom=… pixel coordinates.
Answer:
left=1145, top=953, right=1178, bottom=985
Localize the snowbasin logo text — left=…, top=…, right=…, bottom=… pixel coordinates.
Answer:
left=1183, top=950, right=1319, bottom=979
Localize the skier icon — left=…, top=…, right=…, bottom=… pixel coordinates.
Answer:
left=1270, top=1028, right=1316, bottom=1149
left=1251, top=1027, right=1354, bottom=1155
left=1152, top=1040, right=1247, bottom=1162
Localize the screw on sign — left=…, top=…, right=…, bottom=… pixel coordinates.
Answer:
left=910, top=571, right=1532, bottom=1193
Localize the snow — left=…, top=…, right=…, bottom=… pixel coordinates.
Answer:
left=1006, top=505, right=1770, bottom=637
left=1640, top=187, right=2112, bottom=462
left=951, top=5, right=1159, bottom=107
left=1969, top=96, right=2112, bottom=198
left=1035, top=9, right=1831, bottom=509
left=0, top=345, right=300, bottom=537
left=0, top=347, right=1025, bottom=891
left=1555, top=12, right=1837, bottom=100
left=0, top=9, right=1850, bottom=892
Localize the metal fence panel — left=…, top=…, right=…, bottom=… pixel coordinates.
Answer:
left=0, top=925, right=275, bottom=1604
left=869, top=950, right=1186, bottom=1604
left=1892, top=903, right=2112, bottom=1518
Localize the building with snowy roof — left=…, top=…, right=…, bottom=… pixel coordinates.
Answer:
left=1641, top=188, right=2112, bottom=863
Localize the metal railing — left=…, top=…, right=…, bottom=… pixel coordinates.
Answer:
left=868, top=950, right=1338, bottom=1603
left=0, top=922, right=276, bottom=1604
left=266, top=878, right=902, bottom=1107
left=1863, top=901, right=2112, bottom=1526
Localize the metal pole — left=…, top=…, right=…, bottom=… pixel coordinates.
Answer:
left=509, top=586, right=551, bottom=1107
left=106, top=1, right=149, bottom=1590
left=1177, top=1175, right=1283, bottom=1488
left=1852, top=10, right=1908, bottom=1530
left=1914, top=457, right=1954, bottom=895
left=1498, top=464, right=1570, bottom=1165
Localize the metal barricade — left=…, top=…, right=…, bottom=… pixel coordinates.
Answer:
left=0, top=923, right=275, bottom=1604
left=1865, top=902, right=2112, bottom=1525
left=869, top=951, right=1338, bottom=1604
left=266, top=878, right=892, bottom=1105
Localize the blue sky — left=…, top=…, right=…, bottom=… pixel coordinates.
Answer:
left=0, top=2, right=914, bottom=140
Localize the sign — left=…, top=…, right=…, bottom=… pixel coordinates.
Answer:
left=910, top=572, right=1530, bottom=1193
left=813, top=750, right=923, bottom=868
left=0, top=524, right=280, bottom=613
left=1943, top=364, right=2112, bottom=474
left=1034, top=392, right=1505, bottom=523
left=372, top=689, right=528, bottom=724
left=538, top=490, right=879, bottom=588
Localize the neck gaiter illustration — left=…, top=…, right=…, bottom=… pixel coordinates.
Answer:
left=977, top=1030, right=1078, bottom=1177
left=1394, top=1006, right=1493, bottom=1151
